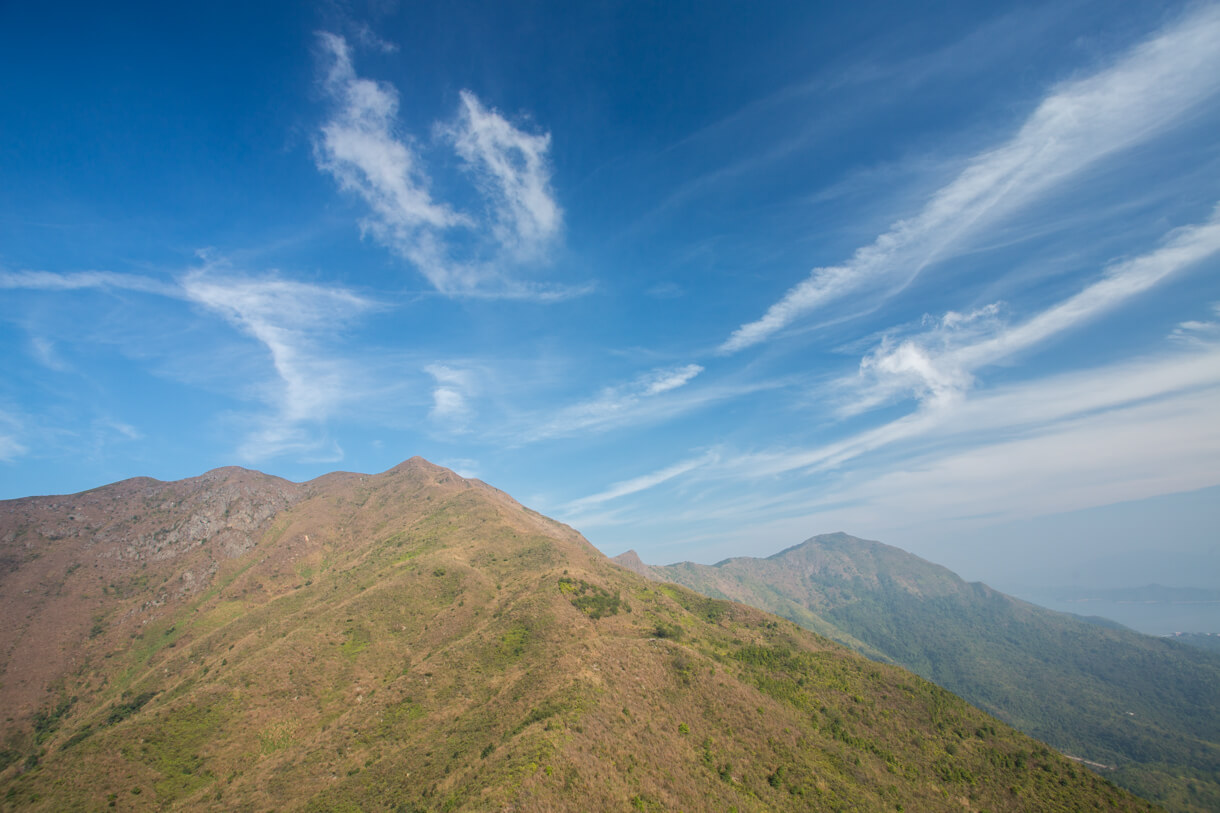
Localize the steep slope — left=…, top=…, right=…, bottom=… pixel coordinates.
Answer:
left=1, top=465, right=1152, bottom=811
left=618, top=533, right=1220, bottom=812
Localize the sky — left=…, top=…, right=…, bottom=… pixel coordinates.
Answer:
left=2, top=1, right=1218, bottom=593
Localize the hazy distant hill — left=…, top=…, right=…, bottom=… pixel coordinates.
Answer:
left=616, top=533, right=1220, bottom=812
left=0, top=463, right=1150, bottom=811
left=1165, top=632, right=1220, bottom=655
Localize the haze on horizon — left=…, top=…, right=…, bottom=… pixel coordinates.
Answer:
left=1, top=1, right=1218, bottom=598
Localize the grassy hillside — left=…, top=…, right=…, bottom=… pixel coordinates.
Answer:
left=0, top=463, right=1153, bottom=811
left=619, top=533, right=1220, bottom=812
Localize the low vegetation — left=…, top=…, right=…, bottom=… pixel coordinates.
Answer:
left=557, top=576, right=626, bottom=619
left=0, top=462, right=1158, bottom=810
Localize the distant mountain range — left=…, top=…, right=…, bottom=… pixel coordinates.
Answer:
left=0, top=462, right=1151, bottom=811
left=616, top=533, right=1220, bottom=812
left=1164, top=633, right=1220, bottom=654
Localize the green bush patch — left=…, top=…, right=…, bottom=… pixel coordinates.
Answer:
left=557, top=577, right=625, bottom=619
left=106, top=691, right=157, bottom=726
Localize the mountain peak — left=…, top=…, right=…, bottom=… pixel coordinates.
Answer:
left=766, top=531, right=870, bottom=559
left=384, top=455, right=451, bottom=475
left=611, top=549, right=651, bottom=576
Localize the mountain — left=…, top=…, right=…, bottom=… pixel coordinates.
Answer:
left=616, top=533, right=1220, bottom=812
left=0, top=462, right=1151, bottom=811
left=1164, top=633, right=1220, bottom=655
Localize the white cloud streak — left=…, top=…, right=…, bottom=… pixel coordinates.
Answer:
left=445, top=90, right=561, bottom=260
left=720, top=4, right=1220, bottom=353
left=641, top=363, right=704, bottom=395
left=2, top=267, right=361, bottom=460
left=813, top=385, right=1220, bottom=532
left=314, top=33, right=468, bottom=289
left=854, top=205, right=1220, bottom=411
left=514, top=363, right=707, bottom=443
left=28, top=337, right=71, bottom=372
left=0, top=409, right=26, bottom=462
left=1, top=265, right=413, bottom=462
left=315, top=34, right=573, bottom=300
left=0, top=269, right=180, bottom=297
left=662, top=379, right=1220, bottom=559
left=1170, top=302, right=1220, bottom=346
left=181, top=272, right=377, bottom=460
left=92, top=417, right=142, bottom=441
left=563, top=451, right=718, bottom=514
left=736, top=345, right=1220, bottom=484
left=424, top=363, right=476, bottom=427
left=0, top=437, right=25, bottom=461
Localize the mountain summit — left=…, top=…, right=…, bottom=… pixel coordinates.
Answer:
left=1, top=462, right=1151, bottom=810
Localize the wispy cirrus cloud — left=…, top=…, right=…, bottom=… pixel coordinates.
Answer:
left=575, top=197, right=1220, bottom=543
left=0, top=408, right=26, bottom=462
left=712, top=208, right=1220, bottom=484
left=0, top=437, right=26, bottom=462
left=444, top=90, right=561, bottom=261
left=181, top=270, right=378, bottom=460
left=729, top=344, right=1220, bottom=485
left=3, top=264, right=383, bottom=462
left=315, top=33, right=577, bottom=300
left=0, top=269, right=180, bottom=297
left=28, top=337, right=71, bottom=372
left=640, top=363, right=704, bottom=395
left=720, top=4, right=1220, bottom=353
left=424, top=363, right=477, bottom=429
left=745, top=380, right=1220, bottom=541
left=1169, top=302, right=1220, bottom=347
left=315, top=34, right=467, bottom=254
left=512, top=362, right=709, bottom=443
left=851, top=205, right=1220, bottom=412
left=561, top=450, right=718, bottom=515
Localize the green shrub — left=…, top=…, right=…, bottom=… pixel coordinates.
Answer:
left=654, top=623, right=683, bottom=640
left=557, top=578, right=624, bottom=619
left=106, top=692, right=157, bottom=725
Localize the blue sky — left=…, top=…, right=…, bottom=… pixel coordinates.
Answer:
left=2, top=1, right=1219, bottom=589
